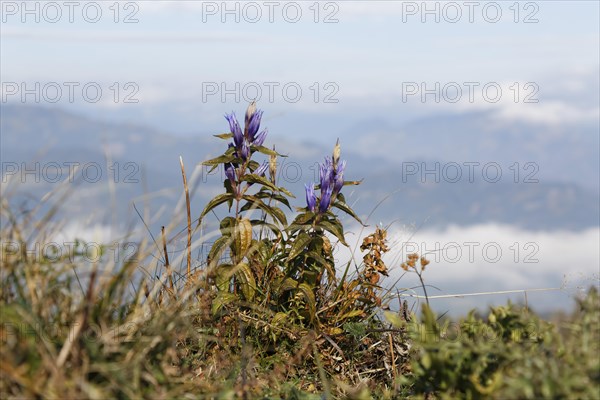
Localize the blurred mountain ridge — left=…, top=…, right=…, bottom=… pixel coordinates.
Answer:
left=1, top=104, right=598, bottom=232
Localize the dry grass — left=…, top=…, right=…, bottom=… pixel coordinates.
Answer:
left=0, top=190, right=414, bottom=399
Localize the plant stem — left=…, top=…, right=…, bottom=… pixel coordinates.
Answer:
left=416, top=270, right=430, bottom=307
left=179, top=156, right=192, bottom=279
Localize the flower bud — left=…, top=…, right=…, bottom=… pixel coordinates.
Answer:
left=305, top=183, right=317, bottom=212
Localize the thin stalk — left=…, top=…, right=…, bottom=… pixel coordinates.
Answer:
left=179, top=156, right=192, bottom=278
left=416, top=270, right=430, bottom=307
left=161, top=226, right=174, bottom=292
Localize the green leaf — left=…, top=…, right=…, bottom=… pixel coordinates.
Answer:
left=272, top=312, right=288, bottom=325
left=278, top=186, right=295, bottom=198
left=267, top=206, right=287, bottom=226
left=249, top=220, right=282, bottom=236
left=239, top=200, right=263, bottom=216
left=306, top=250, right=335, bottom=275
left=297, top=283, right=317, bottom=322
left=252, top=145, right=285, bottom=157
left=219, top=216, right=236, bottom=236
left=224, top=178, right=234, bottom=194
left=332, top=199, right=365, bottom=226
left=233, top=262, right=257, bottom=301
left=248, top=160, right=260, bottom=171
left=343, top=179, right=363, bottom=187
left=213, top=132, right=233, bottom=140
left=318, top=219, right=348, bottom=246
left=197, top=193, right=234, bottom=224
left=233, top=218, right=253, bottom=257
left=274, top=193, right=293, bottom=208
left=212, top=292, right=237, bottom=316
left=243, top=174, right=295, bottom=198
left=384, top=311, right=405, bottom=328
left=287, top=212, right=314, bottom=234
left=223, top=180, right=235, bottom=210
left=339, top=309, right=365, bottom=321
left=287, top=232, right=312, bottom=261
left=214, top=261, right=256, bottom=301
left=305, top=250, right=335, bottom=279
left=241, top=195, right=287, bottom=225
left=215, top=263, right=234, bottom=292
left=294, top=212, right=315, bottom=225
left=255, top=191, right=292, bottom=210
left=201, top=149, right=236, bottom=171
left=208, top=236, right=230, bottom=266
left=276, top=279, right=317, bottom=323
left=278, top=277, right=300, bottom=293
left=242, top=174, right=279, bottom=192
left=248, top=237, right=273, bottom=263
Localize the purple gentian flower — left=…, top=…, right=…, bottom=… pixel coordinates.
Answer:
left=246, top=110, right=263, bottom=142
left=304, top=143, right=348, bottom=215
left=247, top=161, right=268, bottom=188
left=225, top=104, right=269, bottom=161
left=225, top=163, right=236, bottom=183
left=320, top=158, right=333, bottom=192
left=225, top=113, right=243, bottom=149
left=245, top=101, right=256, bottom=128
left=255, top=161, right=268, bottom=177
left=240, top=141, right=250, bottom=161
left=305, top=183, right=317, bottom=213
left=253, top=129, right=268, bottom=147
left=319, top=185, right=333, bottom=213
left=333, top=160, right=346, bottom=194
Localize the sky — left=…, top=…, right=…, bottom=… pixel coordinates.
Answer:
left=2, top=0, right=599, bottom=139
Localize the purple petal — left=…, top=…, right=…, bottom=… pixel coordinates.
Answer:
left=333, top=160, right=346, bottom=194
left=305, top=183, right=317, bottom=212
left=253, top=129, right=268, bottom=147
left=225, top=112, right=243, bottom=148
left=255, top=161, right=268, bottom=177
left=240, top=141, right=250, bottom=161
left=319, top=185, right=333, bottom=213
left=247, top=110, right=263, bottom=141
left=225, top=163, right=236, bottom=183
left=320, top=160, right=333, bottom=192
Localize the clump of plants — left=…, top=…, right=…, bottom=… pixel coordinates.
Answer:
left=194, top=102, right=410, bottom=394
left=387, top=287, right=600, bottom=399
